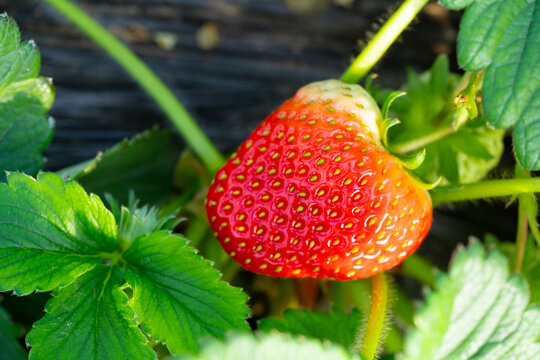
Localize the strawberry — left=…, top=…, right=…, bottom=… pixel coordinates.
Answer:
left=206, top=80, right=432, bottom=280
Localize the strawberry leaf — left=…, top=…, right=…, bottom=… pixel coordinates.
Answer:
left=457, top=0, right=530, bottom=71
left=445, top=0, right=540, bottom=170
left=258, top=308, right=362, bottom=351
left=482, top=0, right=540, bottom=170
left=513, top=92, right=540, bottom=171
left=439, top=0, right=475, bottom=10
left=26, top=266, right=156, bottom=360
left=0, top=172, right=249, bottom=357
left=63, top=128, right=182, bottom=206
left=0, top=15, right=54, bottom=180
left=438, top=143, right=459, bottom=183
left=400, top=240, right=540, bottom=360
left=515, top=165, right=540, bottom=246
left=527, top=256, right=540, bottom=304
left=446, top=131, right=493, bottom=160
left=175, top=332, right=360, bottom=360
left=0, top=172, right=117, bottom=294
left=123, top=231, right=250, bottom=354
left=0, top=306, right=26, bottom=360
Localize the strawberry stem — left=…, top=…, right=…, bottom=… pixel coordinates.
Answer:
left=360, top=273, right=389, bottom=360
left=514, top=202, right=529, bottom=273
left=43, top=0, right=225, bottom=174
left=340, top=0, right=430, bottom=84
left=430, top=178, right=540, bottom=206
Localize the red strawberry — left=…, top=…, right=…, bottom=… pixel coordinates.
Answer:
left=206, top=80, right=432, bottom=280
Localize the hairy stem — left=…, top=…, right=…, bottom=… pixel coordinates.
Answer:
left=341, top=0, right=430, bottom=84
left=390, top=125, right=455, bottom=154
left=360, top=273, right=389, bottom=360
left=43, top=0, right=225, bottom=174
left=431, top=178, right=540, bottom=206
left=514, top=202, right=529, bottom=273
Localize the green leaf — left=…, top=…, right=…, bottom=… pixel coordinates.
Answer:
left=401, top=253, right=437, bottom=288
left=0, top=15, right=54, bottom=179
left=0, top=306, right=26, bottom=360
left=64, top=128, right=182, bottom=205
left=381, top=91, right=406, bottom=120
left=0, top=172, right=117, bottom=294
left=400, top=148, right=426, bottom=170
left=380, top=118, right=401, bottom=149
left=447, top=130, right=493, bottom=159
left=482, top=0, right=540, bottom=169
left=123, top=231, right=250, bottom=354
left=26, top=266, right=156, bottom=360
left=526, top=256, right=540, bottom=303
left=393, top=287, right=415, bottom=326
left=516, top=165, right=540, bottom=246
left=443, top=0, right=540, bottom=169
left=400, top=240, right=540, bottom=360
left=0, top=15, right=40, bottom=85
left=105, top=192, right=182, bottom=251
left=439, top=0, right=475, bottom=10
left=400, top=67, right=445, bottom=130
left=457, top=0, right=530, bottom=71
left=175, top=332, right=359, bottom=360
left=429, top=55, right=450, bottom=97
left=258, top=307, right=362, bottom=351
left=438, top=143, right=459, bottom=183
left=452, top=126, right=504, bottom=184
left=482, top=0, right=540, bottom=128
left=485, top=236, right=540, bottom=304
left=513, top=90, right=540, bottom=170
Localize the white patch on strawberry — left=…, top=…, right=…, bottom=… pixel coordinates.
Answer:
left=295, top=80, right=383, bottom=146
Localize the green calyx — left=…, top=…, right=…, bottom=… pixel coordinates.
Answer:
left=377, top=91, right=432, bottom=182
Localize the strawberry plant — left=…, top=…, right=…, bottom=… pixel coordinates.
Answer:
left=1, top=0, right=540, bottom=360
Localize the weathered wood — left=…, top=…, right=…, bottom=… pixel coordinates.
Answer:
left=1, top=0, right=459, bottom=170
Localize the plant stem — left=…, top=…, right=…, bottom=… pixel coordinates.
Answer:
left=360, top=273, right=388, bottom=360
left=43, top=0, right=225, bottom=174
left=431, top=178, right=540, bottom=206
left=390, top=124, right=455, bottom=154
left=514, top=202, right=529, bottom=273
left=341, top=0, right=430, bottom=84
